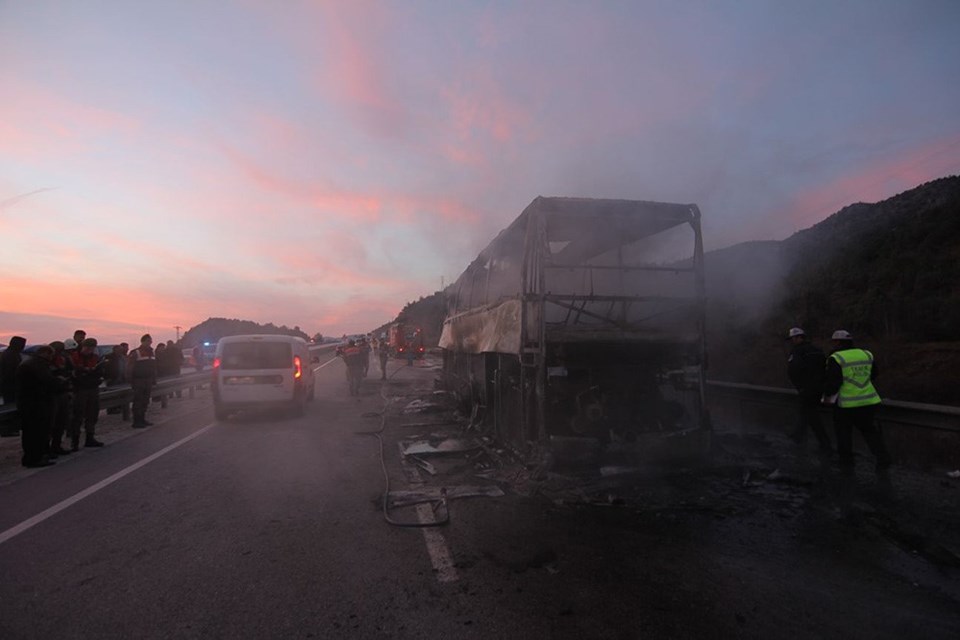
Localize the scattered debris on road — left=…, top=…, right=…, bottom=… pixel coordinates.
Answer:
left=388, top=485, right=505, bottom=508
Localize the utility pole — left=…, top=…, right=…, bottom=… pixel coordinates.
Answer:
left=440, top=276, right=445, bottom=292
left=174, top=325, right=182, bottom=342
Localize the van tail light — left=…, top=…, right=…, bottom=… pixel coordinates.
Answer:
left=293, top=355, right=302, bottom=379
left=213, top=358, right=221, bottom=370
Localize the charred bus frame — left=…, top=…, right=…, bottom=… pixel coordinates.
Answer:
left=441, top=196, right=708, bottom=451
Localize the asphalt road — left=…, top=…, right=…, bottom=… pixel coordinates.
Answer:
left=1, top=354, right=958, bottom=639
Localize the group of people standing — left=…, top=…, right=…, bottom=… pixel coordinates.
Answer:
left=0, top=330, right=183, bottom=468
left=338, top=336, right=397, bottom=395
left=786, top=327, right=892, bottom=472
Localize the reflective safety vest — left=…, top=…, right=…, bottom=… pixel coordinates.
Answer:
left=830, top=348, right=881, bottom=408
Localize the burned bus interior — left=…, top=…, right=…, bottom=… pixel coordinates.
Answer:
left=441, top=196, right=707, bottom=452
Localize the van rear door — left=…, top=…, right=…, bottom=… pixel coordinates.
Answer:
left=219, top=341, right=295, bottom=402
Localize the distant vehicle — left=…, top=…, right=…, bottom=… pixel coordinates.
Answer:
left=388, top=323, right=424, bottom=359
left=212, top=335, right=317, bottom=420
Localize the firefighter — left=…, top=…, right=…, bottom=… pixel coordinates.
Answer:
left=785, top=327, right=831, bottom=452
left=340, top=340, right=364, bottom=396
left=821, top=330, right=891, bottom=471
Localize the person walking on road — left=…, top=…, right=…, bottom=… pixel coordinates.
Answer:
left=822, top=330, right=892, bottom=472
left=129, top=334, right=158, bottom=428
left=16, top=345, right=66, bottom=467
left=340, top=340, right=364, bottom=396
left=70, top=337, right=105, bottom=448
left=378, top=340, right=389, bottom=380
left=786, top=327, right=831, bottom=452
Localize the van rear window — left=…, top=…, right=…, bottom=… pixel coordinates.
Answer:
left=220, top=342, right=292, bottom=370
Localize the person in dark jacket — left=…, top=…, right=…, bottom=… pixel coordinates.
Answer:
left=785, top=327, right=831, bottom=452
left=129, top=334, right=157, bottom=428
left=378, top=340, right=389, bottom=380
left=16, top=345, right=67, bottom=467
left=70, top=338, right=105, bottom=448
left=1, top=335, right=27, bottom=436
left=48, top=341, right=75, bottom=457
left=103, top=344, right=128, bottom=386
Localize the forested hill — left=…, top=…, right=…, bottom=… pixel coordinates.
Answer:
left=370, top=292, right=446, bottom=346
left=182, top=318, right=309, bottom=347
left=707, top=174, right=960, bottom=404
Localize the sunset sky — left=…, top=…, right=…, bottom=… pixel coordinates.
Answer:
left=2, top=1, right=959, bottom=345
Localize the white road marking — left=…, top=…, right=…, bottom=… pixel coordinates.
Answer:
left=315, top=357, right=340, bottom=370
left=397, top=443, right=459, bottom=583
left=417, top=504, right=459, bottom=583
left=0, top=422, right=218, bottom=547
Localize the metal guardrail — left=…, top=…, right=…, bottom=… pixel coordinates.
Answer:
left=0, top=370, right=213, bottom=426
left=706, top=380, right=960, bottom=433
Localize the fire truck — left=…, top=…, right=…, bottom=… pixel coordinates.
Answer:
left=388, top=323, right=425, bottom=359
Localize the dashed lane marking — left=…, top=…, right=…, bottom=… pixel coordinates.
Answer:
left=397, top=442, right=459, bottom=583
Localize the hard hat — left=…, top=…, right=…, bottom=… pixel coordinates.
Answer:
left=63, top=338, right=79, bottom=350
left=831, top=329, right=853, bottom=340
left=787, top=327, right=805, bottom=339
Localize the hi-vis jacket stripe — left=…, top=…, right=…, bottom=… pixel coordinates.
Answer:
left=830, top=349, right=881, bottom=408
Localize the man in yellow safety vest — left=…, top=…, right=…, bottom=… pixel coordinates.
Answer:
left=821, top=330, right=892, bottom=472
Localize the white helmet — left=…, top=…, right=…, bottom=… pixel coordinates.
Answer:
left=63, top=338, right=79, bottom=350
left=831, top=330, right=853, bottom=340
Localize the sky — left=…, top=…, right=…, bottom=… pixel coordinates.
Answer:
left=2, top=0, right=959, bottom=345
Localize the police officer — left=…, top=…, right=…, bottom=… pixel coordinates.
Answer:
left=129, top=334, right=158, bottom=428
left=822, top=330, right=891, bottom=471
left=786, top=327, right=831, bottom=452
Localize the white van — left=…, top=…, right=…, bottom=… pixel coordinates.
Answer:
left=212, top=335, right=317, bottom=420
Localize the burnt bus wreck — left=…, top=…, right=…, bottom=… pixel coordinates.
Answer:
left=440, top=196, right=708, bottom=454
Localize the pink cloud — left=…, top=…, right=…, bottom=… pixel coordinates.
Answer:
left=216, top=141, right=480, bottom=225
left=780, top=134, right=960, bottom=230
left=0, top=79, right=139, bottom=159
left=315, top=2, right=410, bottom=138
